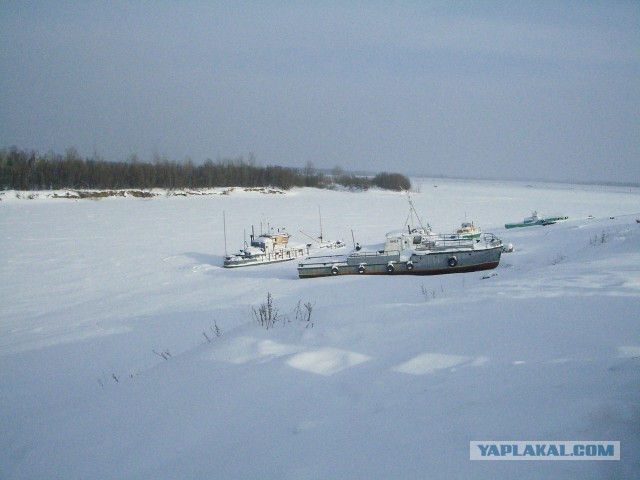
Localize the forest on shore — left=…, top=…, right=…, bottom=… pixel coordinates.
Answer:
left=0, top=147, right=411, bottom=192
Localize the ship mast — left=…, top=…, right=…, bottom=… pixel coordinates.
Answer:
left=404, top=191, right=426, bottom=231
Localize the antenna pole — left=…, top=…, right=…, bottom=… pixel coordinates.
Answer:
left=223, top=211, right=228, bottom=257
left=318, top=206, right=323, bottom=243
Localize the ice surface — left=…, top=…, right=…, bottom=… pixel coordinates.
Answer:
left=1, top=178, right=639, bottom=479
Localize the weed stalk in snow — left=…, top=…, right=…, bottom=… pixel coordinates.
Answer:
left=295, top=300, right=315, bottom=328
left=253, top=292, right=280, bottom=329
left=153, top=349, right=172, bottom=360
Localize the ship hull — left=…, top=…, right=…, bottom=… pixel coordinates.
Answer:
left=224, top=246, right=307, bottom=268
left=297, top=245, right=502, bottom=278
left=504, top=220, right=544, bottom=229
left=505, top=215, right=568, bottom=229
left=224, top=255, right=299, bottom=268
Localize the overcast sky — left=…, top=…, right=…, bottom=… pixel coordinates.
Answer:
left=1, top=1, right=638, bottom=183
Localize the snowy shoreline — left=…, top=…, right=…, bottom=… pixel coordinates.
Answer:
left=0, top=186, right=287, bottom=200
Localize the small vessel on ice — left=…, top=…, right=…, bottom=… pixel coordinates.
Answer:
left=505, top=211, right=568, bottom=229
left=223, top=226, right=307, bottom=268
left=298, top=206, right=346, bottom=250
left=449, top=221, right=482, bottom=239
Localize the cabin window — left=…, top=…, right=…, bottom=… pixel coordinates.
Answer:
left=413, top=236, right=422, bottom=245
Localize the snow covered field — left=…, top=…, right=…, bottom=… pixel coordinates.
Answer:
left=1, top=178, right=639, bottom=479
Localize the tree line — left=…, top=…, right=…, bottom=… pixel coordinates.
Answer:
left=0, top=147, right=411, bottom=192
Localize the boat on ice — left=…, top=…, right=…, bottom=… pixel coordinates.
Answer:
left=223, top=226, right=308, bottom=268
left=297, top=193, right=504, bottom=279
left=448, top=221, right=482, bottom=239
left=298, top=206, right=346, bottom=250
left=297, top=227, right=504, bottom=278
left=505, top=211, right=568, bottom=229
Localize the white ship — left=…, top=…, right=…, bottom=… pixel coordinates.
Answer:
left=223, top=226, right=308, bottom=268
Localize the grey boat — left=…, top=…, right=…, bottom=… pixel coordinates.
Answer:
left=297, top=227, right=503, bottom=278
